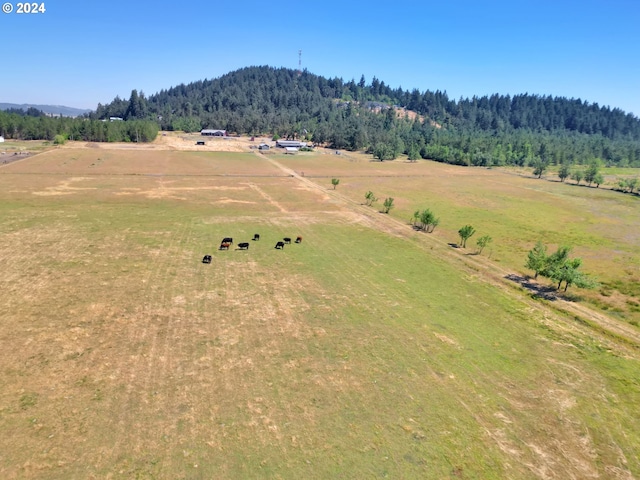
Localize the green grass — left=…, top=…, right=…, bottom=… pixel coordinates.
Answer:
left=0, top=150, right=639, bottom=478
left=280, top=155, right=640, bottom=324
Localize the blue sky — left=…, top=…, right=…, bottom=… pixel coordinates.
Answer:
left=1, top=0, right=639, bottom=116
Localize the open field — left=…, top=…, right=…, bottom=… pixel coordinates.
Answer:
left=276, top=152, right=640, bottom=326
left=1, top=147, right=639, bottom=479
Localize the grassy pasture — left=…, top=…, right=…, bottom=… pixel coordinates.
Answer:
left=0, top=139, right=53, bottom=153
left=277, top=153, right=640, bottom=325
left=1, top=149, right=639, bottom=479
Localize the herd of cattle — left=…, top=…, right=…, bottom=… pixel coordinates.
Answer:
left=202, top=234, right=302, bottom=263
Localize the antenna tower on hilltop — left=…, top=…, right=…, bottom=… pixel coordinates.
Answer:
left=298, top=50, right=302, bottom=76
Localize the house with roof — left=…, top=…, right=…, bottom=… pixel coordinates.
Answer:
left=201, top=129, right=227, bottom=137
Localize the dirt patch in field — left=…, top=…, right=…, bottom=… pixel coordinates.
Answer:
left=32, top=177, right=97, bottom=196
left=64, top=132, right=261, bottom=153
left=215, top=198, right=257, bottom=205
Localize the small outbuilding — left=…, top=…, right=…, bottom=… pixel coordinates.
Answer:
left=0, top=136, right=4, bottom=143
left=258, top=143, right=270, bottom=150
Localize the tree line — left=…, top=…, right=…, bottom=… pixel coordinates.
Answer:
left=0, top=108, right=158, bottom=143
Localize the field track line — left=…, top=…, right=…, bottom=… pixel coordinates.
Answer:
left=106, top=214, right=195, bottom=458
left=256, top=152, right=640, bottom=349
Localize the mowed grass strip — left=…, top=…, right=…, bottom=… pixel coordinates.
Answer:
left=0, top=152, right=638, bottom=479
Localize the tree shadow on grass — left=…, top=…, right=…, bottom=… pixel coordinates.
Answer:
left=505, top=274, right=559, bottom=301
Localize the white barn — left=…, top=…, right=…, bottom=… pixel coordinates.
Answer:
left=276, top=140, right=307, bottom=148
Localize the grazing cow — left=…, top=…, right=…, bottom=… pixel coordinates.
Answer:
left=221, top=237, right=233, bottom=244
left=202, top=255, right=212, bottom=264
left=253, top=234, right=260, bottom=241
left=275, top=241, right=285, bottom=249
left=295, top=236, right=302, bottom=243
left=238, top=242, right=249, bottom=250
left=283, top=237, right=292, bottom=244
left=219, top=242, right=231, bottom=250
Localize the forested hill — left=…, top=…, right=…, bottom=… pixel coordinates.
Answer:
left=95, top=65, right=640, bottom=141
left=89, top=66, right=640, bottom=167
left=2, top=65, right=639, bottom=165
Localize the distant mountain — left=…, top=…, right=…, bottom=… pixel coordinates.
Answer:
left=0, top=103, right=91, bottom=117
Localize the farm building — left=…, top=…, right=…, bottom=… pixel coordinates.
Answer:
left=201, top=129, right=227, bottom=137
left=275, top=140, right=307, bottom=148
left=258, top=143, right=270, bottom=150
left=0, top=136, right=4, bottom=143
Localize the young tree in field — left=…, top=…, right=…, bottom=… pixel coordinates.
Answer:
left=382, top=197, right=394, bottom=214
left=331, top=178, right=340, bottom=190
left=543, top=245, right=573, bottom=288
left=457, top=225, right=475, bottom=248
left=411, top=209, right=420, bottom=226
left=364, top=190, right=377, bottom=206
left=545, top=250, right=597, bottom=291
left=621, top=177, right=638, bottom=193
left=584, top=160, right=601, bottom=186
left=571, top=170, right=584, bottom=185
left=593, top=172, right=604, bottom=188
left=417, top=208, right=440, bottom=232
left=525, top=241, right=548, bottom=279
left=558, top=163, right=571, bottom=182
left=476, top=235, right=492, bottom=254
left=532, top=159, right=548, bottom=178
left=552, top=257, right=581, bottom=291
left=418, top=209, right=433, bottom=231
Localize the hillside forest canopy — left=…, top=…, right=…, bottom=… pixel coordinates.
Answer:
left=2, top=66, right=640, bottom=168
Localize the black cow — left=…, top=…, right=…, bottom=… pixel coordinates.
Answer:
left=275, top=241, right=285, bottom=249
left=219, top=242, right=231, bottom=250
left=202, top=255, right=212, bottom=264
left=221, top=237, right=233, bottom=244
left=238, top=242, right=249, bottom=250
left=283, top=237, right=292, bottom=244
left=295, top=236, right=302, bottom=243
left=253, top=234, right=260, bottom=241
